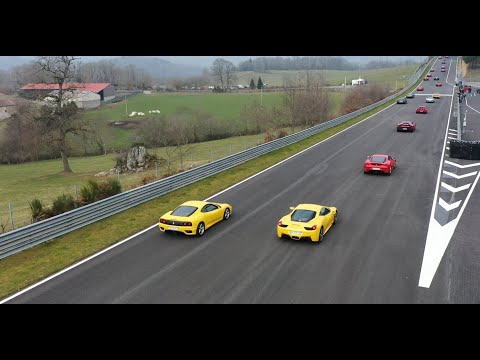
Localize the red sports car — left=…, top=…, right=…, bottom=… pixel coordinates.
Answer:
left=416, top=105, right=428, bottom=114
left=441, top=69, right=446, bottom=72
left=436, top=82, right=443, bottom=87
left=445, top=56, right=449, bottom=58
left=364, top=154, right=397, bottom=175
left=417, top=86, right=424, bottom=91
left=424, top=77, right=429, bottom=81
left=430, top=69, right=435, bottom=72
left=426, top=73, right=432, bottom=77
left=397, top=121, right=416, bottom=132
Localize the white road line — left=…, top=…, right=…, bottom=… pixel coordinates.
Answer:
left=441, top=182, right=471, bottom=193
left=448, top=133, right=457, bottom=136
left=449, top=129, right=457, bottom=132
left=446, top=147, right=450, bottom=150
left=442, top=170, right=477, bottom=179
left=439, top=197, right=462, bottom=211
left=446, top=58, right=454, bottom=86
left=444, top=160, right=480, bottom=169
left=418, top=72, right=456, bottom=288
left=448, top=136, right=456, bottom=140
left=465, top=98, right=480, bottom=114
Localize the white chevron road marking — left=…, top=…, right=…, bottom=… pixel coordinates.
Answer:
left=438, top=197, right=462, bottom=211
left=441, top=182, right=471, bottom=192
left=449, top=129, right=457, bottom=132
left=446, top=147, right=450, bottom=150
left=442, top=170, right=477, bottom=179
left=419, top=171, right=480, bottom=288
left=444, top=160, right=480, bottom=169
left=448, top=136, right=457, bottom=140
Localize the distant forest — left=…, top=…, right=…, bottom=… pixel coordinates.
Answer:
left=237, top=56, right=419, bottom=72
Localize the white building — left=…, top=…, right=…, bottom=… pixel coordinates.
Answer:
left=352, top=78, right=366, bottom=86
left=45, top=90, right=101, bottom=109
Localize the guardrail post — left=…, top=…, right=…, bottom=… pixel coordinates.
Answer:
left=8, top=203, right=14, bottom=231
left=155, top=162, right=158, bottom=179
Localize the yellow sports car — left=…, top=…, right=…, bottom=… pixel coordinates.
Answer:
left=277, top=203, right=338, bottom=243
left=432, top=93, right=441, bottom=99
left=159, top=200, right=232, bottom=237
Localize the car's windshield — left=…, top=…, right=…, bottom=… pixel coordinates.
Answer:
left=171, top=205, right=198, bottom=217
left=291, top=209, right=316, bottom=222
left=371, top=156, right=386, bottom=163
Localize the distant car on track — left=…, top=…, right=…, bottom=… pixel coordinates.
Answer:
left=416, top=105, right=428, bottom=113
left=406, top=93, right=415, bottom=98
left=397, top=121, right=416, bottom=132
left=442, top=61, right=446, bottom=64
left=424, top=77, right=429, bottom=81
left=397, top=97, right=408, bottom=104
left=426, top=97, right=435, bottom=103
left=432, top=93, right=441, bottom=99
left=441, top=68, right=446, bottom=72
left=436, top=82, right=443, bottom=87
left=426, top=73, right=432, bottom=77
left=417, top=86, right=424, bottom=91
left=277, top=204, right=338, bottom=243
left=434, top=76, right=440, bottom=80
left=364, top=154, right=396, bottom=175
left=159, top=200, right=232, bottom=237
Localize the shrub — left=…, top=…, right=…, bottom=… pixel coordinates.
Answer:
left=80, top=180, right=102, bottom=205
left=51, top=194, right=76, bottom=216
left=29, top=198, right=45, bottom=223
left=98, top=178, right=122, bottom=199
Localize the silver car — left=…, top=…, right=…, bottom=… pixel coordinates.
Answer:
left=426, top=97, right=435, bottom=103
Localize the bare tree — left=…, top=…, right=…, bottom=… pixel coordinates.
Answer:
left=32, top=56, right=87, bottom=173
left=225, top=61, right=238, bottom=88
left=281, top=70, right=330, bottom=130
left=210, top=58, right=237, bottom=89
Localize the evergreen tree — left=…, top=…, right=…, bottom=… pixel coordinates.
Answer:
left=249, top=78, right=255, bottom=90
left=257, top=77, right=264, bottom=89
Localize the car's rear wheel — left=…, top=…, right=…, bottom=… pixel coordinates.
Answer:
left=196, top=222, right=205, bottom=237
left=333, top=212, right=338, bottom=225
left=317, top=227, right=324, bottom=243
left=223, top=208, right=231, bottom=220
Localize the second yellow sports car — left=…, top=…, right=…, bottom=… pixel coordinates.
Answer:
left=159, top=200, right=232, bottom=237
left=432, top=93, right=441, bottom=99
left=277, top=203, right=338, bottom=243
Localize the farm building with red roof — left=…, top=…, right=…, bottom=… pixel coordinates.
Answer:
left=19, top=82, right=115, bottom=102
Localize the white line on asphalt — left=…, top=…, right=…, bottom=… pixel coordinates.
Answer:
left=444, top=160, right=480, bottom=169
left=449, top=129, right=457, bottom=132
left=442, top=170, right=477, bottom=179
left=1, top=94, right=403, bottom=303
left=441, top=182, right=471, bottom=193
left=446, top=147, right=450, bottom=150
left=448, top=136, right=456, bottom=140
left=0, top=223, right=160, bottom=304
left=418, top=75, right=456, bottom=288
left=448, top=132, right=457, bottom=136
left=465, top=98, right=480, bottom=114
left=438, top=197, right=462, bottom=211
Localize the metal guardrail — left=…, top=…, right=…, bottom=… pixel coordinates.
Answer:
left=0, top=59, right=434, bottom=260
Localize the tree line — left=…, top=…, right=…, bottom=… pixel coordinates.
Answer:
left=237, top=56, right=418, bottom=72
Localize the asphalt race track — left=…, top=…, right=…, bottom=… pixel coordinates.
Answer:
left=6, top=57, right=480, bottom=303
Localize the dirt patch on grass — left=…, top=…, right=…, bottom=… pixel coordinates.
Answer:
left=108, top=121, right=141, bottom=129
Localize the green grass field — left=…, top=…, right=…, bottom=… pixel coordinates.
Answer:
left=0, top=62, right=433, bottom=300
left=236, top=65, right=419, bottom=88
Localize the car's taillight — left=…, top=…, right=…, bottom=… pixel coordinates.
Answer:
left=278, top=221, right=287, bottom=228
left=160, top=218, right=166, bottom=223
left=304, top=225, right=317, bottom=231
left=184, top=222, right=192, bottom=226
